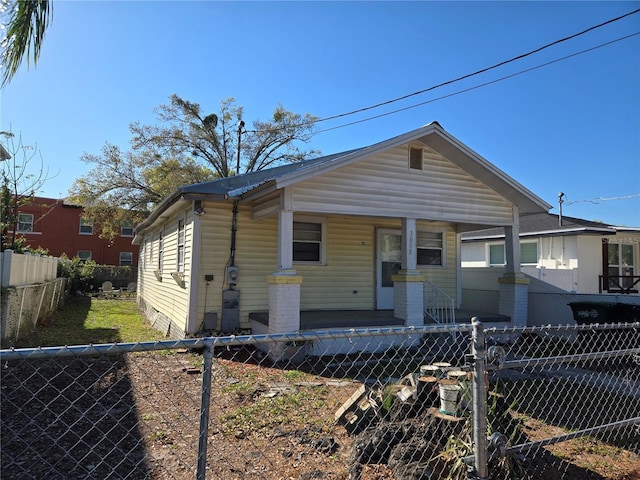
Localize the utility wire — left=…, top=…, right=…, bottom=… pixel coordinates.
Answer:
left=314, top=31, right=640, bottom=135
left=312, top=8, right=640, bottom=124
left=563, top=194, right=640, bottom=205
left=245, top=8, right=640, bottom=136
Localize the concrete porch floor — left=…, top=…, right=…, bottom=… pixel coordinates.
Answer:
left=249, top=309, right=509, bottom=330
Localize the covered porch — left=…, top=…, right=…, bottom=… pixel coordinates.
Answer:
left=249, top=308, right=509, bottom=331
left=249, top=308, right=510, bottom=359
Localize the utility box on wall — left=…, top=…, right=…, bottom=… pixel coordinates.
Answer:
left=221, top=289, right=240, bottom=332
left=203, top=311, right=217, bottom=331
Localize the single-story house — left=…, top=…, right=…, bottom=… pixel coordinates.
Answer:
left=132, top=122, right=551, bottom=357
left=461, top=213, right=640, bottom=294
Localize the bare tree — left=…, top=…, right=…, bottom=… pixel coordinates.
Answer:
left=130, top=95, right=319, bottom=178
left=70, top=95, right=319, bottom=241
left=0, top=130, right=55, bottom=251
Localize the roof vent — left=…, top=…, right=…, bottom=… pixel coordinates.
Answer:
left=409, top=147, right=423, bottom=170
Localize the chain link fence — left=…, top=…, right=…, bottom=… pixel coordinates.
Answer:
left=1, top=321, right=638, bottom=479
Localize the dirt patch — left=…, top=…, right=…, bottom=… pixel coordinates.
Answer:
left=1, top=345, right=639, bottom=479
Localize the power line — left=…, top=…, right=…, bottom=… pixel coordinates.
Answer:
left=313, top=32, right=640, bottom=135
left=312, top=8, right=640, bottom=125
left=563, top=194, right=640, bottom=205
left=246, top=8, right=640, bottom=136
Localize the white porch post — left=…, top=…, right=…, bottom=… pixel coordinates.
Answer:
left=268, top=188, right=302, bottom=335
left=499, top=207, right=529, bottom=328
left=394, top=218, right=424, bottom=327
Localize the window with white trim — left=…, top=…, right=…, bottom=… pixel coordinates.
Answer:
left=489, top=241, right=538, bottom=266
left=148, top=237, right=154, bottom=268
left=489, top=244, right=505, bottom=266
left=121, top=221, right=134, bottom=237
left=607, top=242, right=635, bottom=290
left=177, top=219, right=185, bottom=273
left=417, top=231, right=444, bottom=266
left=293, top=218, right=326, bottom=264
left=77, top=250, right=92, bottom=261
left=157, top=232, right=164, bottom=271
left=520, top=242, right=538, bottom=265
left=79, top=217, right=93, bottom=235
left=17, top=213, right=34, bottom=232
left=120, top=252, right=133, bottom=266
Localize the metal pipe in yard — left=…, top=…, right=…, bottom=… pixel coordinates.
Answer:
left=471, top=317, right=489, bottom=480
left=197, top=340, right=214, bottom=480
left=496, top=348, right=640, bottom=370
left=462, top=417, right=640, bottom=465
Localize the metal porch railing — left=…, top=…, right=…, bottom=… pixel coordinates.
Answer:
left=424, top=279, right=456, bottom=325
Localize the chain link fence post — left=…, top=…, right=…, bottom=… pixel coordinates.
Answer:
left=471, top=317, right=489, bottom=480
left=197, top=339, right=214, bottom=480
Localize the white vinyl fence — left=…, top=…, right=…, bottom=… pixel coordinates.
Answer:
left=0, top=250, right=68, bottom=347
left=0, top=250, right=59, bottom=287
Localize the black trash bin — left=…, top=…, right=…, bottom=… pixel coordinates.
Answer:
left=568, top=302, right=620, bottom=324
left=616, top=303, right=640, bottom=323
left=569, top=301, right=639, bottom=349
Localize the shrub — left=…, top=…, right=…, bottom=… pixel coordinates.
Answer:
left=57, top=255, right=99, bottom=293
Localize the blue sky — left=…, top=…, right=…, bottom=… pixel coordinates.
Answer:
left=2, top=1, right=639, bottom=226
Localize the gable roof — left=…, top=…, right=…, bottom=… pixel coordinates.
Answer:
left=461, top=212, right=617, bottom=241
left=136, top=122, right=552, bottom=234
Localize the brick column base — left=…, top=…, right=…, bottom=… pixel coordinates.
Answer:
left=266, top=271, right=303, bottom=362
left=392, top=271, right=425, bottom=328
left=498, top=273, right=530, bottom=329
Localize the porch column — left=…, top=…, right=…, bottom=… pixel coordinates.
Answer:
left=268, top=201, right=302, bottom=334
left=499, top=207, right=529, bottom=328
left=394, top=218, right=425, bottom=327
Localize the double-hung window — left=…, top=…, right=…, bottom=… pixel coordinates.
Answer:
left=489, top=241, right=538, bottom=266
left=157, top=232, right=164, bottom=271
left=607, top=242, right=635, bottom=290
left=177, top=220, right=185, bottom=273
left=417, top=231, right=444, bottom=266
left=120, top=252, right=133, bottom=266
left=17, top=213, right=34, bottom=232
left=293, top=218, right=326, bottom=264
left=520, top=242, right=538, bottom=265
left=79, top=217, right=93, bottom=235
left=121, top=221, right=134, bottom=237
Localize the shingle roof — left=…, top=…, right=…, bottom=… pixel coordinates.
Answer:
left=461, top=212, right=616, bottom=240
left=179, top=149, right=363, bottom=197
left=135, top=122, right=553, bottom=237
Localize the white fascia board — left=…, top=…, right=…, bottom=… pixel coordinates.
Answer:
left=614, top=226, right=640, bottom=232
left=462, top=227, right=616, bottom=242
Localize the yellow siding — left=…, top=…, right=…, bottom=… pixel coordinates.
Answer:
left=292, top=146, right=514, bottom=224
left=193, top=207, right=458, bottom=329
left=140, top=206, right=460, bottom=335
left=137, top=205, right=193, bottom=335
left=196, top=202, right=278, bottom=330
left=298, top=215, right=378, bottom=310
left=416, top=223, right=458, bottom=303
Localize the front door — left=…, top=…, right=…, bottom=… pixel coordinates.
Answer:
left=376, top=229, right=402, bottom=309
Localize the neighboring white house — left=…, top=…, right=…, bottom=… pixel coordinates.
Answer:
left=461, top=212, right=640, bottom=294
left=132, top=122, right=551, bottom=355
